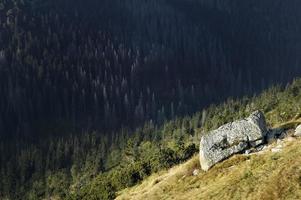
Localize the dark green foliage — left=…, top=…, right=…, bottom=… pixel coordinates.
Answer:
left=71, top=175, right=116, bottom=200
left=1, top=78, right=301, bottom=199
left=1, top=0, right=301, bottom=199
left=1, top=0, right=301, bottom=137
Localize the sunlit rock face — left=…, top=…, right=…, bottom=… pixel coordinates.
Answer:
left=294, top=125, right=301, bottom=137
left=200, top=111, right=267, bottom=171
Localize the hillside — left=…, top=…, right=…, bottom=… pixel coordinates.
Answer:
left=117, top=131, right=301, bottom=200
left=1, top=1, right=301, bottom=199
left=115, top=79, right=301, bottom=200
left=1, top=77, right=301, bottom=199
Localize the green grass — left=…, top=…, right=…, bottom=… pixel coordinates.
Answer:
left=116, top=136, right=301, bottom=200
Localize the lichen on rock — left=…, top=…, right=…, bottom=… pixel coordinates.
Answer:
left=200, top=110, right=267, bottom=171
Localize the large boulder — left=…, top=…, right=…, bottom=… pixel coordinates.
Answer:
left=200, top=111, right=267, bottom=171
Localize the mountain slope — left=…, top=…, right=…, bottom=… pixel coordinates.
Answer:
left=1, top=1, right=301, bottom=199
left=117, top=134, right=301, bottom=200
left=115, top=78, right=301, bottom=199
left=1, top=78, right=301, bottom=199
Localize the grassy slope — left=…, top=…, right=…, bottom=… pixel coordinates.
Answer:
left=117, top=135, right=301, bottom=200
left=115, top=79, right=301, bottom=200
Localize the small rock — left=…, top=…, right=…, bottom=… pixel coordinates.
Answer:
left=255, top=145, right=265, bottom=152
left=192, top=169, right=199, bottom=176
left=245, top=149, right=251, bottom=155
left=271, top=147, right=282, bottom=153
left=277, top=139, right=283, bottom=145
left=250, top=140, right=264, bottom=147
left=249, top=145, right=268, bottom=155
left=262, top=145, right=268, bottom=150
left=294, top=125, right=301, bottom=137
left=287, top=136, right=296, bottom=142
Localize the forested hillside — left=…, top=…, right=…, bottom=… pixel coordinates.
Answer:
left=1, top=0, right=301, bottom=135
left=0, top=0, right=301, bottom=199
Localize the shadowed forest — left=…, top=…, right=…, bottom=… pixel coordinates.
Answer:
left=0, top=0, right=301, bottom=199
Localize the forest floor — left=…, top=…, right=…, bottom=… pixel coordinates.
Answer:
left=116, top=130, right=301, bottom=200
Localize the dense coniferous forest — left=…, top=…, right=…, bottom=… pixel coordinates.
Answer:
left=0, top=0, right=301, bottom=199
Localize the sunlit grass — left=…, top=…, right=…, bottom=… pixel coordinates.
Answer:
left=117, top=137, right=301, bottom=200
left=116, top=79, right=301, bottom=200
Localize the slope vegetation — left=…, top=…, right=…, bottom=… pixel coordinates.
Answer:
left=116, top=78, right=301, bottom=200
left=117, top=135, right=301, bottom=200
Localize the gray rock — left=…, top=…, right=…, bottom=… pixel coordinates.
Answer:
left=255, top=144, right=265, bottom=152
left=192, top=169, right=199, bottom=176
left=244, top=149, right=251, bottom=155
left=271, top=147, right=282, bottom=153
left=294, top=125, right=301, bottom=137
left=287, top=136, right=296, bottom=142
left=200, top=110, right=267, bottom=171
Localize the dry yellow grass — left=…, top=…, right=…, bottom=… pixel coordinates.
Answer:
left=116, top=137, right=301, bottom=200
left=274, top=118, right=301, bottom=130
